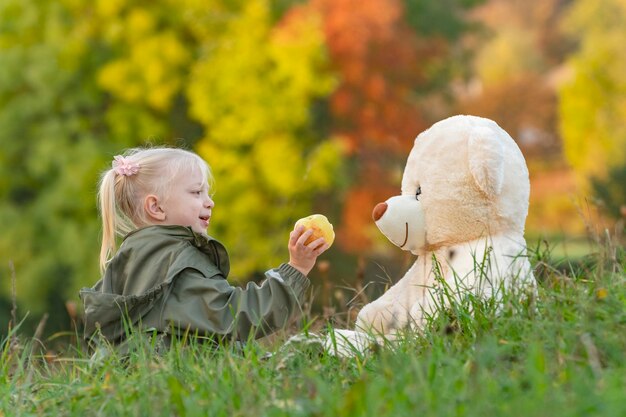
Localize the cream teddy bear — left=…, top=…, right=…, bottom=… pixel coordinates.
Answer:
left=327, top=115, right=535, bottom=355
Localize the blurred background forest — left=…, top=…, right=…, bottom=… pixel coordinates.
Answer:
left=1, top=0, right=625, bottom=338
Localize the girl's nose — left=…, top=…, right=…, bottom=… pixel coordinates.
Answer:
left=205, top=196, right=214, bottom=208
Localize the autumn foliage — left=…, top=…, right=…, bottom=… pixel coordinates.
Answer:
left=302, top=0, right=454, bottom=250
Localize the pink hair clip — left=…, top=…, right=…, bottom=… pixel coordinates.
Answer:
left=112, top=155, right=140, bottom=177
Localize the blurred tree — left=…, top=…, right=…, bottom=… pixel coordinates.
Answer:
left=309, top=0, right=481, bottom=251
left=0, top=0, right=111, bottom=332
left=559, top=0, right=626, bottom=188
left=186, top=1, right=342, bottom=276
left=470, top=0, right=573, bottom=68
left=90, top=0, right=203, bottom=147
left=403, top=0, right=484, bottom=40
left=591, top=165, right=626, bottom=220
left=457, top=0, right=571, bottom=158
left=458, top=74, right=560, bottom=158
left=403, top=0, right=485, bottom=93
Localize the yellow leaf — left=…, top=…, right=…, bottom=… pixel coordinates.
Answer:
left=126, top=8, right=154, bottom=39
left=96, top=0, right=126, bottom=19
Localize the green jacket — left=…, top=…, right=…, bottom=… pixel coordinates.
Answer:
left=79, top=225, right=310, bottom=344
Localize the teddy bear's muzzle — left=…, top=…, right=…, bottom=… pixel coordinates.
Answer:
left=373, top=195, right=427, bottom=253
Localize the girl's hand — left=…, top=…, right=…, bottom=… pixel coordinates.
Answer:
left=288, top=225, right=330, bottom=276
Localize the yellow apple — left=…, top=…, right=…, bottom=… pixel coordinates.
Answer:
left=294, top=214, right=335, bottom=247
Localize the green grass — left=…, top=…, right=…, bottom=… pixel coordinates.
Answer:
left=526, top=235, right=595, bottom=260
left=2, top=238, right=625, bottom=417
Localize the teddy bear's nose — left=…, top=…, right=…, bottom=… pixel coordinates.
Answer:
left=372, top=202, right=388, bottom=221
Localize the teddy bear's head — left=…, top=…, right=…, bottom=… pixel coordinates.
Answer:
left=372, top=115, right=530, bottom=254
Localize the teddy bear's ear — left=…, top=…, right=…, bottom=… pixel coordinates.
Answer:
left=468, top=127, right=505, bottom=196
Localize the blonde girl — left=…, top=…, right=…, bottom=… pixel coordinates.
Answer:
left=80, top=147, right=328, bottom=345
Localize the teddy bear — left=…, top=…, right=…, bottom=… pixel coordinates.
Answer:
left=326, top=115, right=535, bottom=355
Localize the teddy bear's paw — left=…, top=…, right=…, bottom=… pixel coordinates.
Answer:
left=322, top=329, right=377, bottom=358
left=355, top=302, right=405, bottom=336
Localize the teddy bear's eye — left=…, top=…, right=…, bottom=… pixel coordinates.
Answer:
left=415, top=186, right=422, bottom=201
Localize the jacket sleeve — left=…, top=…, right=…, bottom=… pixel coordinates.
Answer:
left=158, top=263, right=310, bottom=340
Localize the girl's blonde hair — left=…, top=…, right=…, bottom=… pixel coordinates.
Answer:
left=98, top=147, right=212, bottom=271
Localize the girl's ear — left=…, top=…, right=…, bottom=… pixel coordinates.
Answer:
left=144, top=194, right=166, bottom=221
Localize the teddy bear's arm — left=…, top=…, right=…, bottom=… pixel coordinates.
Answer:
left=355, top=260, right=424, bottom=335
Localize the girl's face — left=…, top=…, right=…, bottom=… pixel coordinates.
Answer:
left=160, top=166, right=214, bottom=235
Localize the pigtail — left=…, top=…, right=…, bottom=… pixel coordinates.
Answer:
left=98, top=169, right=118, bottom=272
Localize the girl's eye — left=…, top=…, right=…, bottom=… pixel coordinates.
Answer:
left=415, top=186, right=421, bottom=201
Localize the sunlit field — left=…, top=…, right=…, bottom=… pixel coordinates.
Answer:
left=2, top=234, right=624, bottom=417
